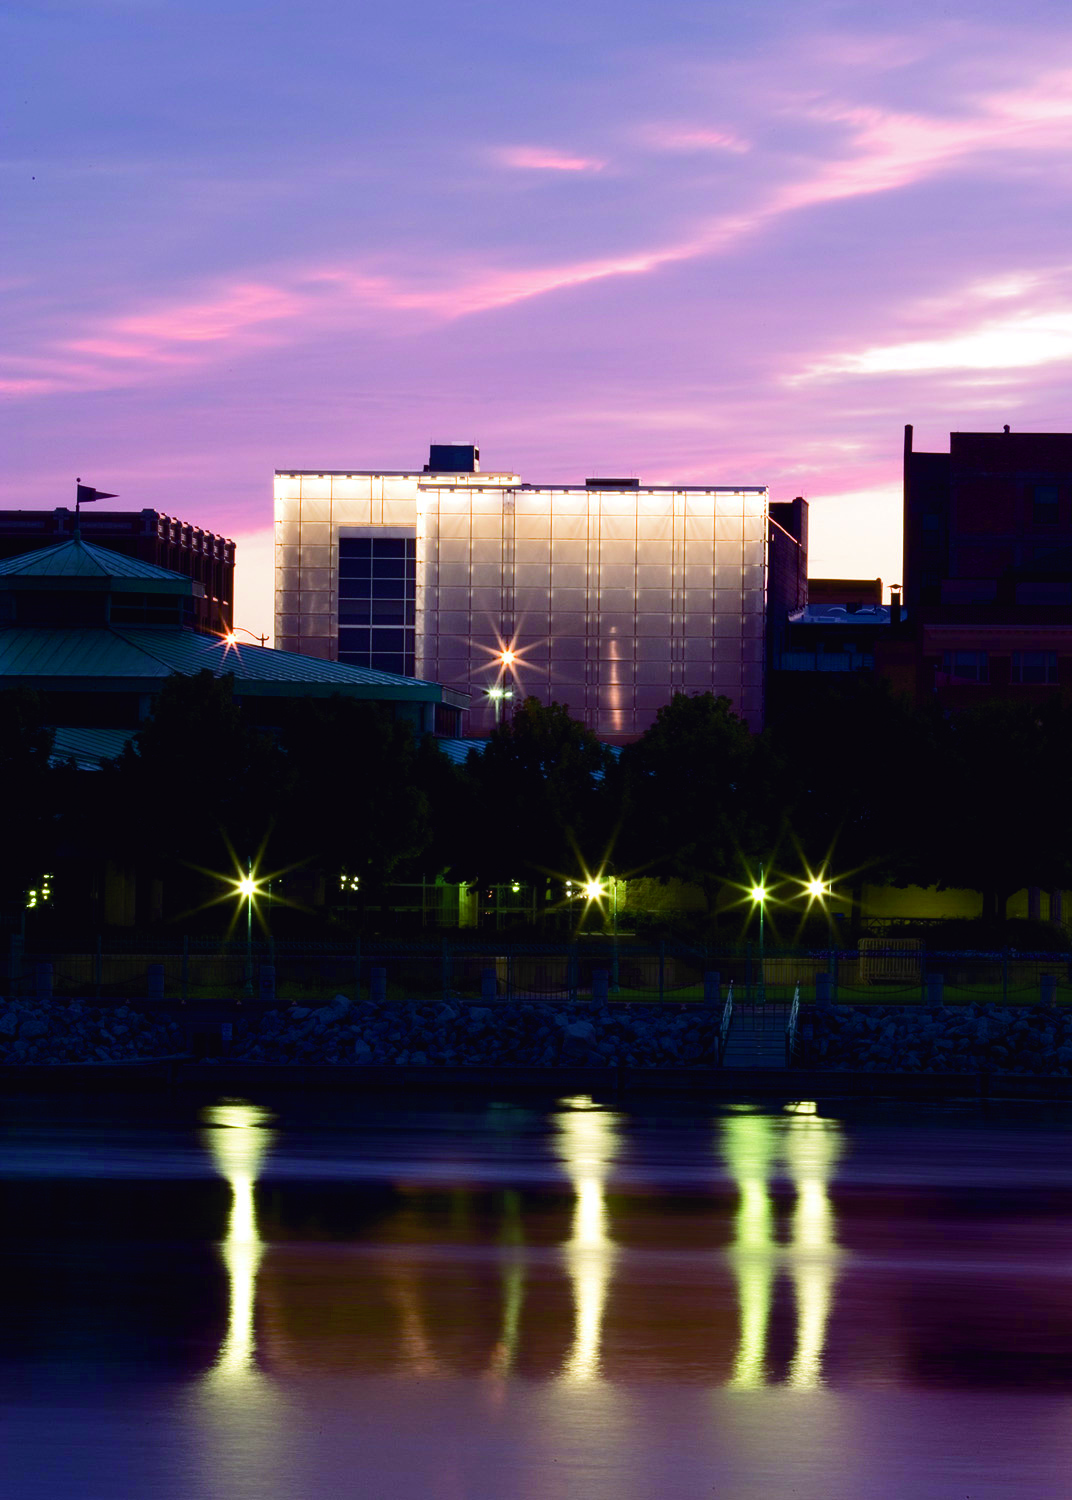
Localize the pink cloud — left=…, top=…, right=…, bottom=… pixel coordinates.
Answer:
left=645, top=126, right=750, bottom=154
left=11, top=61, right=1072, bottom=402
left=495, top=145, right=605, bottom=172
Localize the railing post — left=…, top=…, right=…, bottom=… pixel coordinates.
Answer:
left=704, top=970, right=721, bottom=1006
left=441, top=935, right=450, bottom=1003
left=1041, top=973, right=1057, bottom=1008
left=592, top=969, right=609, bottom=1004
left=259, top=964, right=276, bottom=1002
left=147, top=963, right=164, bottom=1003
left=816, top=972, right=832, bottom=1008
left=568, top=943, right=578, bottom=1002
left=1002, top=948, right=1009, bottom=1004
left=926, top=972, right=943, bottom=1006
left=481, top=966, right=497, bottom=1002
left=370, top=965, right=386, bottom=1003
left=658, top=940, right=665, bottom=1003
left=94, top=932, right=102, bottom=1000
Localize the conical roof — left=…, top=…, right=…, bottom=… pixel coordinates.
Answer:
left=0, top=536, right=190, bottom=583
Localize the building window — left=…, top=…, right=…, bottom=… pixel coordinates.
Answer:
left=941, top=650, right=989, bottom=683
left=1033, top=485, right=1060, bottom=526
left=337, top=534, right=416, bottom=676
left=1011, top=650, right=1058, bottom=684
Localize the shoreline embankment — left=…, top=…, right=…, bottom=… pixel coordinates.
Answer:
left=4, top=995, right=1072, bottom=1101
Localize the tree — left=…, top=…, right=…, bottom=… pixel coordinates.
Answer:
left=104, top=671, right=286, bottom=900
left=0, top=689, right=55, bottom=907
left=454, top=698, right=614, bottom=897
left=922, top=697, right=1072, bottom=920
left=274, top=696, right=431, bottom=902
left=618, top=692, right=768, bottom=912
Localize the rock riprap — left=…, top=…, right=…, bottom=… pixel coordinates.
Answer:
left=0, top=1001, right=181, bottom=1064
left=229, top=996, right=720, bottom=1068
left=805, top=1003, right=1072, bottom=1074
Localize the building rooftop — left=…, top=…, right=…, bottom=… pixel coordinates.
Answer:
left=0, top=535, right=198, bottom=586
left=0, top=625, right=467, bottom=703
left=789, top=604, right=895, bottom=625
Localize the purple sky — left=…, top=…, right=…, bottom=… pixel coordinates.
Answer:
left=6, top=1, right=1072, bottom=639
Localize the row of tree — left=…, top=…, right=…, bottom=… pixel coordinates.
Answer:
left=5, top=672, right=1072, bottom=931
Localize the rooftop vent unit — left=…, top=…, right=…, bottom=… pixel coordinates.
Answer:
left=585, top=477, right=640, bottom=489
left=426, top=443, right=479, bottom=474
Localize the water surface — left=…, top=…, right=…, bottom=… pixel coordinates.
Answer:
left=5, top=1092, right=1072, bottom=1498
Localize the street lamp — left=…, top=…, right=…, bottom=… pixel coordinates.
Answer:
left=750, top=864, right=767, bottom=1002
left=224, top=625, right=270, bottom=647
left=234, top=862, right=260, bottom=998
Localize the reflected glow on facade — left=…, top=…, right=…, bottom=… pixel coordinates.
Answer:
left=555, top=1102, right=620, bottom=1382
left=274, top=468, right=768, bottom=737
left=200, top=1101, right=274, bottom=1380
left=721, top=1105, right=843, bottom=1389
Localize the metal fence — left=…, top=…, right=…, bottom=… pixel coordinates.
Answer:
left=3, top=934, right=1071, bottom=1006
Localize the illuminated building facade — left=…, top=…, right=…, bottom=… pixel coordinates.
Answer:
left=275, top=446, right=772, bottom=738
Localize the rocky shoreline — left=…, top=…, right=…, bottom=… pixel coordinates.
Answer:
left=3, top=995, right=1072, bottom=1076
left=805, top=1002, right=1072, bottom=1075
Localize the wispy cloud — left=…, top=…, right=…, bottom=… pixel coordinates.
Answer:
left=644, top=125, right=750, bottom=154
left=495, top=145, right=605, bottom=172
left=798, top=307, right=1072, bottom=379
left=11, top=52, right=1072, bottom=402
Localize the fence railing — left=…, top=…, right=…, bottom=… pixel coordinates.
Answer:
left=3, top=935, right=1071, bottom=1007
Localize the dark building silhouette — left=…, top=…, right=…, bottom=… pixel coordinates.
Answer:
left=0, top=508, right=234, bottom=634
left=766, top=495, right=809, bottom=679
left=895, top=425, right=1072, bottom=704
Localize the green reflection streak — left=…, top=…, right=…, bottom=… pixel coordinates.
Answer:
left=724, top=1112, right=778, bottom=1390
left=555, top=1103, right=620, bottom=1384
left=721, top=1106, right=843, bottom=1389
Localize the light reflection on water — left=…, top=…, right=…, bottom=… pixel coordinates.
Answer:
left=555, top=1096, right=619, bottom=1384
left=11, top=1099, right=1072, bottom=1498
left=723, top=1104, right=843, bottom=1390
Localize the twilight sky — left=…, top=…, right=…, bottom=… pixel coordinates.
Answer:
left=5, top=0, right=1072, bottom=640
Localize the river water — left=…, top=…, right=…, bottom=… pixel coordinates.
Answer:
left=5, top=1092, right=1072, bottom=1499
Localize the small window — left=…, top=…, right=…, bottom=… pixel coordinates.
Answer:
left=942, top=650, right=989, bottom=683
left=1033, top=485, right=1059, bottom=526
left=1011, top=650, right=1058, bottom=684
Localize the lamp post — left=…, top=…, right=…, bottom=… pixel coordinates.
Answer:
left=238, top=861, right=256, bottom=998
left=750, top=864, right=766, bottom=1002
left=224, top=625, right=270, bottom=647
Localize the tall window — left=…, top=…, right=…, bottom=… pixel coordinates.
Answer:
left=337, top=534, right=416, bottom=676
left=1011, top=650, right=1058, bottom=684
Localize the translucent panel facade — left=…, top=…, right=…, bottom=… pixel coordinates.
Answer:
left=275, top=469, right=768, bottom=739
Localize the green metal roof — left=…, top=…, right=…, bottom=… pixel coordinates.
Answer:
left=0, top=536, right=193, bottom=585
left=0, top=625, right=464, bottom=703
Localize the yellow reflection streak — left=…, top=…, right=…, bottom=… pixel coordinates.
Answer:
left=555, top=1102, right=619, bottom=1383
left=785, top=1111, right=842, bottom=1390
left=200, top=1101, right=274, bottom=1381
left=723, top=1111, right=778, bottom=1390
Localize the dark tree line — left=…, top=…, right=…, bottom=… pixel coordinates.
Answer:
left=4, top=671, right=1072, bottom=932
